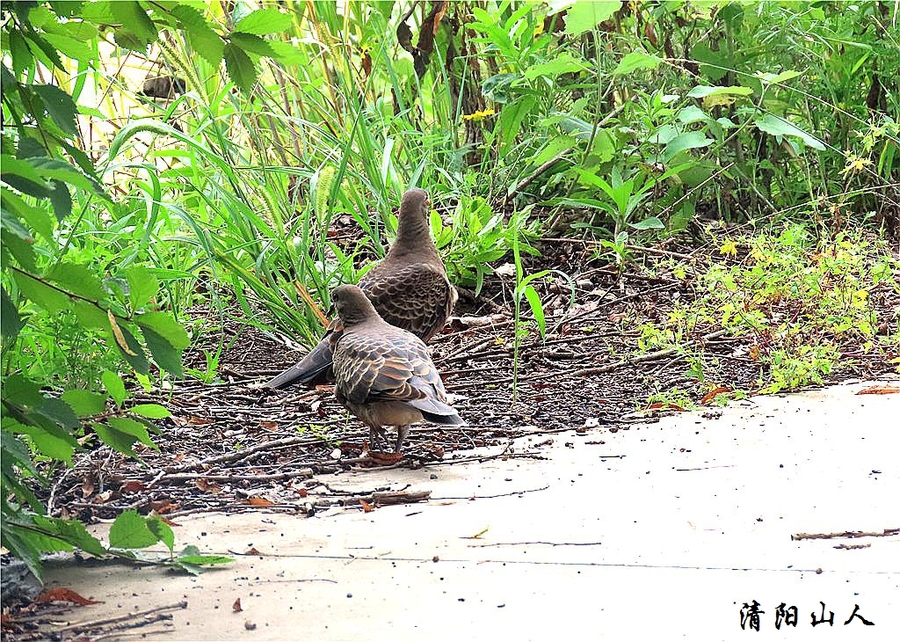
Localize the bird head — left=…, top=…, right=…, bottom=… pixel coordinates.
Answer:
left=331, top=284, right=379, bottom=326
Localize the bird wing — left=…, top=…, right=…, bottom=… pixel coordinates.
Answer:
left=333, top=328, right=447, bottom=406
left=264, top=318, right=343, bottom=389
left=359, top=262, right=455, bottom=342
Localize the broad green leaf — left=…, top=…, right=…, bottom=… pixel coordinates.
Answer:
left=79, top=1, right=116, bottom=22
left=92, top=421, right=138, bottom=456
left=110, top=322, right=150, bottom=375
left=229, top=32, right=276, bottom=58
left=60, top=389, right=107, bottom=417
left=41, top=32, right=94, bottom=63
left=8, top=30, right=33, bottom=76
left=612, top=51, right=661, bottom=75
left=140, top=325, right=184, bottom=378
left=36, top=397, right=81, bottom=430
left=107, top=417, right=156, bottom=448
left=690, top=42, right=730, bottom=82
left=0, top=525, right=45, bottom=582
left=102, top=370, right=128, bottom=407
left=123, top=266, right=159, bottom=310
left=1, top=154, right=48, bottom=186
left=23, top=31, right=65, bottom=71
left=147, top=516, right=174, bottom=553
left=32, top=515, right=107, bottom=557
left=171, top=4, right=224, bottom=66
left=1, top=286, right=24, bottom=339
left=33, top=83, right=79, bottom=136
left=234, top=8, right=293, bottom=35
left=522, top=53, right=588, bottom=80
left=48, top=262, right=107, bottom=301
left=223, top=43, right=257, bottom=93
left=135, top=312, right=190, bottom=349
left=664, top=131, right=714, bottom=159
left=13, top=423, right=76, bottom=464
left=73, top=299, right=109, bottom=329
left=129, top=403, right=171, bottom=419
left=2, top=374, right=44, bottom=407
left=12, top=271, right=72, bottom=313
left=677, top=106, right=709, bottom=124
left=1, top=209, right=33, bottom=241
left=499, top=96, right=535, bottom=148
left=564, top=1, right=621, bottom=36
left=753, top=114, right=825, bottom=151
left=110, top=0, right=158, bottom=47
left=178, top=545, right=233, bottom=566
left=629, top=216, right=666, bottom=230
left=48, top=179, right=72, bottom=221
left=108, top=510, right=159, bottom=549
left=30, top=157, right=104, bottom=194
left=757, top=70, right=803, bottom=85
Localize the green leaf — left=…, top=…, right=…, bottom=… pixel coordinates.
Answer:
left=1, top=209, right=33, bottom=241
left=80, top=1, right=116, bottom=23
left=690, top=42, right=730, bottom=82
left=1, top=154, right=49, bottom=189
left=139, top=325, right=183, bottom=378
left=2, top=374, right=44, bottom=407
left=229, top=32, right=276, bottom=57
left=629, top=216, right=665, bottom=230
left=60, top=389, right=107, bottom=417
left=0, top=187, right=54, bottom=243
left=41, top=32, right=94, bottom=63
left=677, top=106, right=709, bottom=124
left=171, top=4, right=224, bottom=66
left=234, top=8, right=293, bottom=35
left=753, top=114, right=825, bottom=151
left=5, top=233, right=37, bottom=271
left=664, top=131, right=714, bottom=160
left=48, top=179, right=72, bottom=221
left=687, top=84, right=753, bottom=98
left=757, top=70, right=803, bottom=85
left=123, top=265, right=159, bottom=310
left=499, top=96, right=535, bottom=148
left=32, top=515, right=107, bottom=557
left=107, top=416, right=156, bottom=448
left=129, top=403, right=171, bottom=419
left=147, top=516, right=174, bottom=553
left=1, top=286, right=24, bottom=339
left=48, top=261, right=107, bottom=301
left=110, top=1, right=158, bottom=48
left=33, top=84, right=79, bottom=136
left=91, top=421, right=138, bottom=456
left=178, top=545, right=233, bottom=566
left=522, top=53, right=588, bottom=80
left=564, top=1, right=621, bottom=36
left=23, top=32, right=65, bottom=71
left=223, top=43, right=257, bottom=93
left=8, top=30, right=34, bottom=76
left=72, top=299, right=108, bottom=329
left=110, top=322, right=150, bottom=375
left=12, top=422, right=76, bottom=464
left=612, top=51, right=661, bottom=75
left=29, top=157, right=104, bottom=194
left=102, top=370, right=128, bottom=407
left=523, top=284, right=546, bottom=338
left=108, top=510, right=159, bottom=549
left=12, top=271, right=72, bottom=313
left=135, top=312, right=190, bottom=349
left=36, top=397, right=81, bottom=430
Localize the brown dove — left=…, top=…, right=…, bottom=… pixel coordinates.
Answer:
left=329, top=284, right=463, bottom=453
left=265, top=188, right=456, bottom=389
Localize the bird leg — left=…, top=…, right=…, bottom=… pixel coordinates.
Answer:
left=368, top=424, right=387, bottom=452
left=394, top=425, right=410, bottom=453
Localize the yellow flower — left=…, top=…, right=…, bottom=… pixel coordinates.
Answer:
left=463, top=108, right=496, bottom=122
left=840, top=153, right=873, bottom=177
left=719, top=238, right=738, bottom=256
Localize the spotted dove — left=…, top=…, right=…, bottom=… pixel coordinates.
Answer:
left=265, top=188, right=456, bottom=389
left=328, top=284, right=463, bottom=452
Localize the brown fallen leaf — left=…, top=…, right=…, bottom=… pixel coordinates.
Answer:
left=120, top=480, right=145, bottom=494
left=247, top=497, right=274, bottom=507
left=149, top=499, right=178, bottom=514
left=295, top=487, right=308, bottom=498
left=81, top=475, right=95, bottom=499
left=35, top=588, right=103, bottom=606
left=856, top=386, right=900, bottom=395
left=258, top=421, right=279, bottom=431
left=360, top=499, right=374, bottom=513
left=245, top=547, right=261, bottom=555
left=700, top=386, right=731, bottom=404
left=233, top=598, right=243, bottom=613
left=647, top=402, right=685, bottom=412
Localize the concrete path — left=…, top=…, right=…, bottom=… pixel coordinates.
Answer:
left=43, top=379, right=899, bottom=641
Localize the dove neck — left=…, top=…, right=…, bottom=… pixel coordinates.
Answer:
left=390, top=216, right=439, bottom=262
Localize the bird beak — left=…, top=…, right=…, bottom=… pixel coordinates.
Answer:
left=425, top=196, right=432, bottom=208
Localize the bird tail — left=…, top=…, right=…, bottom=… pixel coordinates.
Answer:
left=265, top=338, right=334, bottom=389
left=408, top=397, right=465, bottom=426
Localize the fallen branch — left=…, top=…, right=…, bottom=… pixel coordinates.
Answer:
left=55, top=601, right=187, bottom=634
left=791, top=527, right=900, bottom=541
